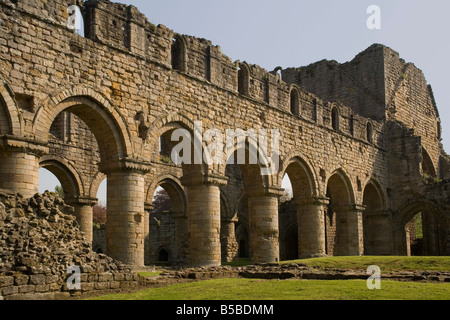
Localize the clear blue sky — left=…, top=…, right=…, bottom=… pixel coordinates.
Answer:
left=40, top=0, right=450, bottom=201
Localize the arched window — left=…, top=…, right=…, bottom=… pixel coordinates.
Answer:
left=331, top=107, right=340, bottom=131
left=67, top=5, right=85, bottom=37
left=171, top=35, right=186, bottom=72
left=366, top=121, right=374, bottom=144
left=290, top=88, right=300, bottom=116
left=238, top=64, right=250, bottom=96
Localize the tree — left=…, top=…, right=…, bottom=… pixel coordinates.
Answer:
left=153, top=188, right=171, bottom=212
left=55, top=185, right=64, bottom=199
left=93, top=204, right=107, bottom=224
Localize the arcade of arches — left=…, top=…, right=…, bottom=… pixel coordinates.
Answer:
left=0, top=0, right=449, bottom=268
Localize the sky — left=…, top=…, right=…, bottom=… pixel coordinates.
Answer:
left=39, top=0, right=450, bottom=203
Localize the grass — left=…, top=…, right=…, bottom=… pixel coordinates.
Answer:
left=280, top=256, right=450, bottom=272
left=138, top=272, right=163, bottom=278
left=88, top=256, right=450, bottom=301
left=90, top=278, right=450, bottom=301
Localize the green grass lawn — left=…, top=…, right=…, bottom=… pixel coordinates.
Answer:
left=280, top=256, right=450, bottom=272
left=90, top=256, right=450, bottom=301
left=90, top=278, right=450, bottom=300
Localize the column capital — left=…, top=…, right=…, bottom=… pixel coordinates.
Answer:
left=180, top=173, right=228, bottom=187
left=293, top=195, right=330, bottom=206
left=332, top=203, right=366, bottom=213
left=144, top=202, right=155, bottom=212
left=65, top=196, right=98, bottom=207
left=0, top=135, right=49, bottom=156
left=98, top=158, right=152, bottom=174
left=244, top=186, right=285, bottom=198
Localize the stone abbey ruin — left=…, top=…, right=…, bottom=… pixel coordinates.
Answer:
left=1, top=0, right=450, bottom=279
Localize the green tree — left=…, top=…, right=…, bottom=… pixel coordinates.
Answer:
left=55, top=185, right=64, bottom=199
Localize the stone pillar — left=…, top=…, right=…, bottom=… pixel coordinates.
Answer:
left=334, top=204, right=365, bottom=256
left=99, top=159, right=150, bottom=267
left=181, top=173, right=228, bottom=267
left=221, top=216, right=239, bottom=263
left=68, top=197, right=97, bottom=244
left=247, top=187, right=284, bottom=264
left=144, top=203, right=154, bottom=266
left=0, top=138, right=47, bottom=198
left=294, top=196, right=328, bottom=258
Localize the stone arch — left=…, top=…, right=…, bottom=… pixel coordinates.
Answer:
left=421, top=147, right=436, bottom=178
left=278, top=152, right=318, bottom=198
left=146, top=174, right=186, bottom=214
left=366, top=121, right=374, bottom=144
left=33, top=86, right=132, bottom=162
left=237, top=62, right=250, bottom=96
left=362, top=179, right=390, bottom=255
left=39, top=155, right=84, bottom=200
left=171, top=34, right=187, bottom=73
left=289, top=85, right=301, bottom=116
left=331, top=105, right=340, bottom=131
left=395, top=200, right=448, bottom=256
left=326, top=169, right=355, bottom=207
left=0, top=83, right=23, bottom=136
left=89, top=171, right=107, bottom=199
left=326, top=169, right=362, bottom=256
left=146, top=112, right=196, bottom=160
left=157, top=246, right=170, bottom=262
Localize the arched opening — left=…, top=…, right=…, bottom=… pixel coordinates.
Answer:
left=238, top=64, right=250, bottom=96
left=290, top=88, right=300, bottom=116
left=284, top=225, right=298, bottom=261
left=331, top=107, right=340, bottom=131
left=92, top=177, right=107, bottom=255
left=366, top=121, right=374, bottom=144
left=398, top=202, right=448, bottom=256
left=421, top=148, right=437, bottom=178
left=147, top=177, right=187, bottom=265
left=362, top=181, right=389, bottom=255
left=326, top=170, right=361, bottom=256
left=280, top=157, right=322, bottom=259
left=38, top=168, right=64, bottom=196
left=68, top=5, right=85, bottom=37
left=158, top=247, right=170, bottom=262
left=171, top=35, right=186, bottom=72
left=34, top=92, right=136, bottom=265
left=222, top=143, right=277, bottom=263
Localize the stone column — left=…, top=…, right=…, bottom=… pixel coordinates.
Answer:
left=334, top=204, right=365, bottom=256
left=181, top=173, right=228, bottom=267
left=294, top=196, right=328, bottom=258
left=144, top=202, right=154, bottom=266
left=247, top=187, right=284, bottom=264
left=99, top=159, right=150, bottom=267
left=0, top=138, right=47, bottom=198
left=221, top=216, right=239, bottom=263
left=67, top=197, right=97, bottom=244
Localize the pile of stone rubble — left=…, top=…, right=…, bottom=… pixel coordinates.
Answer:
left=0, top=190, right=137, bottom=300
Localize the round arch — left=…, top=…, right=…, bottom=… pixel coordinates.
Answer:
left=326, top=168, right=356, bottom=207
left=39, top=155, right=84, bottom=200
left=394, top=200, right=448, bottom=256
left=362, top=179, right=390, bottom=255
left=0, top=83, right=23, bottom=136
left=32, top=86, right=132, bottom=162
left=421, top=147, right=437, bottom=178
left=146, top=174, right=186, bottom=215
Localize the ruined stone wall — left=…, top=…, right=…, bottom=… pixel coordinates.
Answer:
left=0, top=0, right=448, bottom=268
